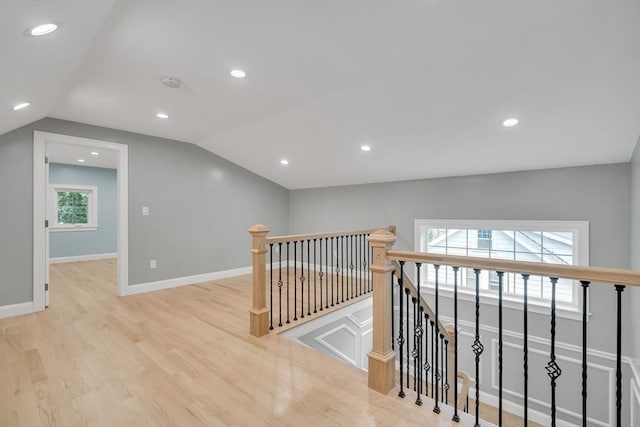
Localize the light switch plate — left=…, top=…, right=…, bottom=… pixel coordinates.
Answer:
left=142, top=206, right=149, bottom=216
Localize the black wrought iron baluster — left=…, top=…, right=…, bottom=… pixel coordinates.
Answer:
left=269, top=243, right=274, bottom=330
left=398, top=261, right=406, bottom=398
left=350, top=235, right=355, bottom=298
left=368, top=234, right=372, bottom=292
left=335, top=236, right=340, bottom=305
left=356, top=234, right=360, bottom=296
left=412, top=296, right=417, bottom=393
left=580, top=281, right=589, bottom=427
left=300, top=241, right=305, bottom=319
left=472, top=269, right=483, bottom=427
left=415, top=263, right=423, bottom=405
left=307, top=240, right=311, bottom=316
left=522, top=274, right=530, bottom=427
left=424, top=311, right=430, bottom=398
left=546, top=277, right=561, bottom=427
left=391, top=270, right=395, bottom=351
left=440, top=334, right=444, bottom=404
left=330, top=237, right=334, bottom=307
left=615, top=284, right=625, bottom=427
left=445, top=338, right=449, bottom=406
left=433, top=264, right=441, bottom=414
left=430, top=320, right=435, bottom=398
left=363, top=235, right=369, bottom=293
left=452, top=266, right=460, bottom=422
left=293, top=242, right=297, bottom=321
left=286, top=242, right=290, bottom=324
left=319, top=239, right=323, bottom=312
left=497, top=271, right=504, bottom=427
left=313, top=239, right=317, bottom=313
left=341, top=236, right=345, bottom=303
left=277, top=242, right=283, bottom=327
left=325, top=237, right=329, bottom=309
left=405, top=287, right=411, bottom=390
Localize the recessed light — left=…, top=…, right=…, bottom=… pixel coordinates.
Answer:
left=280, top=159, right=289, bottom=165
left=90, top=152, right=99, bottom=156
left=77, top=159, right=86, bottom=163
left=156, top=112, right=169, bottom=119
left=360, top=145, right=371, bottom=152
left=27, top=23, right=58, bottom=37
left=12, top=102, right=30, bottom=111
left=230, top=69, right=246, bottom=79
left=502, top=118, right=519, bottom=127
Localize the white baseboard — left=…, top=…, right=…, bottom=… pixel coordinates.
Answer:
left=122, top=266, right=252, bottom=296
left=0, top=301, right=35, bottom=319
left=50, top=252, right=118, bottom=264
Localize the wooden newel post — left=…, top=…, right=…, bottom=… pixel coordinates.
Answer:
left=367, top=229, right=397, bottom=394
left=248, top=224, right=270, bottom=337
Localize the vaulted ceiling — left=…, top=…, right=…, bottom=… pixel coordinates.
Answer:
left=1, top=1, right=639, bottom=189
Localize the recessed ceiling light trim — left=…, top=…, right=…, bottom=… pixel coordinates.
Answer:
left=77, top=159, right=86, bottom=163
left=12, top=102, right=30, bottom=111
left=90, top=152, right=100, bottom=156
left=360, top=145, right=372, bottom=152
left=156, top=112, right=169, bottom=119
left=502, top=118, right=519, bottom=127
left=25, top=23, right=58, bottom=37
left=230, top=69, right=247, bottom=79
left=280, top=159, right=289, bottom=165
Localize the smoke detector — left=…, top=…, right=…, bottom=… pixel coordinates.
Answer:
left=161, top=77, right=182, bottom=89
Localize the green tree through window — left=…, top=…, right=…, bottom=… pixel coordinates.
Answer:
left=57, top=191, right=89, bottom=225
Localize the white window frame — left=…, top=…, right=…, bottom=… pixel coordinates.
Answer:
left=49, top=184, right=98, bottom=232
left=414, top=219, right=589, bottom=321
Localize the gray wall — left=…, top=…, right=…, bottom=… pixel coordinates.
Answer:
left=0, top=118, right=289, bottom=305
left=49, top=163, right=117, bottom=258
left=289, top=164, right=631, bottom=354
left=630, top=137, right=640, bottom=364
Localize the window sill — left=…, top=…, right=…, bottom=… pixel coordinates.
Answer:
left=50, top=225, right=98, bottom=233
left=420, top=285, right=589, bottom=322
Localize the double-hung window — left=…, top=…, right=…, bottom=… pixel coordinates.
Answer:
left=49, top=184, right=98, bottom=231
left=414, top=220, right=589, bottom=318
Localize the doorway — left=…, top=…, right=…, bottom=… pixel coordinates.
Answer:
left=33, top=131, right=128, bottom=310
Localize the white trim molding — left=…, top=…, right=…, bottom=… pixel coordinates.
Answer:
left=0, top=302, right=35, bottom=319
left=121, top=266, right=252, bottom=296
left=50, top=253, right=118, bottom=264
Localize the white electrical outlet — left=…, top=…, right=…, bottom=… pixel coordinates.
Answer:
left=142, top=206, right=150, bottom=216
left=150, top=259, right=157, bottom=269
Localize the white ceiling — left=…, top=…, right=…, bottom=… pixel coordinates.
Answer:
left=1, top=1, right=639, bottom=189
left=47, top=142, right=118, bottom=169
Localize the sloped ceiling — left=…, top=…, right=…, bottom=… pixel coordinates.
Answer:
left=2, top=1, right=639, bottom=189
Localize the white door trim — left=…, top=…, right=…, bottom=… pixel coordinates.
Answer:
left=33, top=131, right=129, bottom=310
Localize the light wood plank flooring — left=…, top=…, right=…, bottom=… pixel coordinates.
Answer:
left=1, top=259, right=491, bottom=427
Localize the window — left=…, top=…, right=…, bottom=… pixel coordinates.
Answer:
left=49, top=184, right=98, bottom=231
left=414, top=220, right=589, bottom=316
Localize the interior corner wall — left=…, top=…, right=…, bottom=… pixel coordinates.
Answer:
left=289, top=164, right=631, bottom=353
left=0, top=118, right=289, bottom=306
left=629, top=136, right=640, bottom=363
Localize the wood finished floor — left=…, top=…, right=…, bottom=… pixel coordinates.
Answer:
left=1, top=259, right=494, bottom=427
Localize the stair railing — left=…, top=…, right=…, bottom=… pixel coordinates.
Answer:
left=367, top=228, right=640, bottom=427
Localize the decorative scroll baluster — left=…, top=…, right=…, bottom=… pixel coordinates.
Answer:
left=335, top=237, right=340, bottom=305
left=363, top=235, right=369, bottom=293
left=368, top=234, right=372, bottom=292
left=269, top=243, right=274, bottom=330
left=497, top=271, right=504, bottom=427
left=412, top=296, right=417, bottom=392
left=341, top=236, right=345, bottom=303
left=330, top=237, right=335, bottom=307
left=472, top=269, right=483, bottom=426
left=415, top=263, right=423, bottom=405
left=293, top=242, right=297, bottom=321
left=546, top=277, right=561, bottom=427
left=579, top=280, right=589, bottom=427
left=522, top=274, right=530, bottom=427
left=444, top=338, right=449, bottom=406
left=300, top=242, right=305, bottom=319
left=440, top=334, right=444, bottom=403
left=406, top=288, right=411, bottom=391
left=452, top=266, right=460, bottom=422
left=277, top=242, right=283, bottom=327
left=313, top=239, right=317, bottom=313
left=398, top=261, right=405, bottom=398
left=431, top=320, right=435, bottom=398
left=286, top=242, right=290, bottom=324
left=350, top=235, right=355, bottom=298
left=356, top=234, right=361, bottom=296
left=615, top=284, right=625, bottom=427
left=433, top=264, right=441, bottom=414
left=424, top=311, right=430, bottom=398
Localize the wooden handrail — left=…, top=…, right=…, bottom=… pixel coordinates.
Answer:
left=266, top=226, right=395, bottom=244
left=387, top=250, right=640, bottom=287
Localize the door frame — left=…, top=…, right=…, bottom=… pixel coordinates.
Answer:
left=33, top=131, right=129, bottom=309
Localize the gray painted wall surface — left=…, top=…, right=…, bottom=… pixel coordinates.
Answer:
left=0, top=118, right=289, bottom=305
left=630, top=138, right=640, bottom=364
left=49, top=163, right=117, bottom=258
left=289, top=164, right=631, bottom=354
